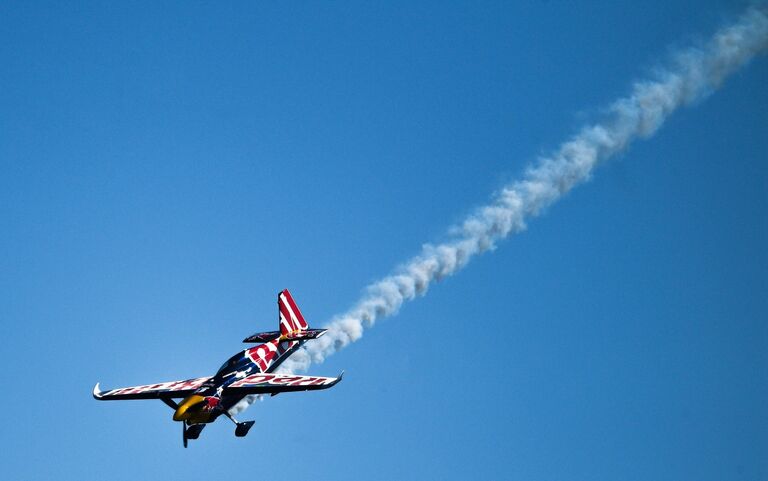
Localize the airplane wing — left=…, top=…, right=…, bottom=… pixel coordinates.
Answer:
left=223, top=372, right=343, bottom=396
left=93, top=376, right=212, bottom=400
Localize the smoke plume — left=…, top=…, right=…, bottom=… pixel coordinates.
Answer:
left=231, top=6, right=768, bottom=413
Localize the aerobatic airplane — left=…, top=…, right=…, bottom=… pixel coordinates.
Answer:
left=93, top=289, right=342, bottom=447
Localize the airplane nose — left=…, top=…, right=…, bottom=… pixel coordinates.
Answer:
left=173, top=395, right=205, bottom=421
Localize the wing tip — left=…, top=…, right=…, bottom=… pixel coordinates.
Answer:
left=93, top=382, right=103, bottom=399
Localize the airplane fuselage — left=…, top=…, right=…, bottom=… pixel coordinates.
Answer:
left=172, top=338, right=302, bottom=424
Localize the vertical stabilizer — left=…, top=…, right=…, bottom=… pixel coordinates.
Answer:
left=278, top=289, right=308, bottom=335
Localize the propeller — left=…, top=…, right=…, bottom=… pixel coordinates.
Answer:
left=182, top=422, right=188, bottom=448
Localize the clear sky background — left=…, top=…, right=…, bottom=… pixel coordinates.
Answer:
left=1, top=2, right=766, bottom=480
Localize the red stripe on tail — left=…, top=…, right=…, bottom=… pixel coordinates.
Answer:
left=278, top=289, right=308, bottom=335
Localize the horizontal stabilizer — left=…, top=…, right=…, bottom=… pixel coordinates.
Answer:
left=243, top=328, right=326, bottom=343
left=242, top=330, right=281, bottom=343
left=281, top=328, right=327, bottom=341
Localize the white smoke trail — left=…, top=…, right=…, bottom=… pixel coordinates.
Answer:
left=232, top=6, right=768, bottom=413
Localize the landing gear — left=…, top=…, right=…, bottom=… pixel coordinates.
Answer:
left=224, top=412, right=255, bottom=438
left=182, top=422, right=205, bottom=448
left=235, top=420, right=255, bottom=437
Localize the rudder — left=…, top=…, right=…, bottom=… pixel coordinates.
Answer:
left=278, top=289, right=308, bottom=335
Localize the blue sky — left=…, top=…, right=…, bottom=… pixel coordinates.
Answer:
left=1, top=2, right=766, bottom=480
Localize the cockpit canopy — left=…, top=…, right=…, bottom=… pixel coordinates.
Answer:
left=217, top=352, right=244, bottom=374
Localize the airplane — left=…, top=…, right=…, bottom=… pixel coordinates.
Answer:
left=93, top=289, right=343, bottom=447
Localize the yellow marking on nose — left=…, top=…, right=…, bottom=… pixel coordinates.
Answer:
left=173, top=395, right=205, bottom=421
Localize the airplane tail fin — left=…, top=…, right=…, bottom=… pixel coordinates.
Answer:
left=242, top=289, right=327, bottom=372
left=242, top=289, right=326, bottom=343
left=278, top=289, right=309, bottom=335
